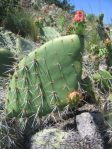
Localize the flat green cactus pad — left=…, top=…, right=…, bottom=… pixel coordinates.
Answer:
left=42, top=26, right=61, bottom=41
left=6, top=34, right=84, bottom=117
left=0, top=48, right=15, bottom=76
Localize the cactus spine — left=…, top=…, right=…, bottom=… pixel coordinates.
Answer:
left=6, top=34, right=84, bottom=117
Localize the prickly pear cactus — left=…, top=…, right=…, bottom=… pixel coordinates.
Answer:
left=42, top=27, right=60, bottom=41
left=0, top=28, right=36, bottom=75
left=16, top=37, right=36, bottom=55
left=92, top=70, right=112, bottom=91
left=96, top=14, right=112, bottom=68
left=0, top=48, right=15, bottom=76
left=6, top=34, right=84, bottom=117
left=0, top=28, right=36, bottom=55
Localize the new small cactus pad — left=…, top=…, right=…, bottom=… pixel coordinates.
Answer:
left=6, top=34, right=84, bottom=117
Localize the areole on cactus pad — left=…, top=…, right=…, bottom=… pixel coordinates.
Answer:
left=6, top=34, right=84, bottom=117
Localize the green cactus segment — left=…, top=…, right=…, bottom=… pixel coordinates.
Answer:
left=0, top=28, right=36, bottom=55
left=92, top=70, right=112, bottom=91
left=0, top=48, right=15, bottom=76
left=0, top=28, right=36, bottom=76
left=6, top=34, right=84, bottom=117
left=42, top=27, right=60, bottom=41
left=16, top=37, right=35, bottom=53
left=108, top=46, right=112, bottom=67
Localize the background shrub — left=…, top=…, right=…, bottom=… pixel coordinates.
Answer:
left=0, top=0, right=18, bottom=23
left=3, top=9, right=38, bottom=41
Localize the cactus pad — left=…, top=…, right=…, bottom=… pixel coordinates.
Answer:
left=42, top=27, right=60, bottom=41
left=0, top=48, right=15, bottom=76
left=6, top=34, right=84, bottom=117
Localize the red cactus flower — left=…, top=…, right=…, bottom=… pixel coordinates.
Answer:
left=73, top=10, right=85, bottom=23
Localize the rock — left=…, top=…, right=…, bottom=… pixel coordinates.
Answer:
left=27, top=128, right=94, bottom=149
left=29, top=128, right=77, bottom=149
left=76, top=112, right=100, bottom=139
left=76, top=112, right=105, bottom=149
left=27, top=112, right=105, bottom=149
